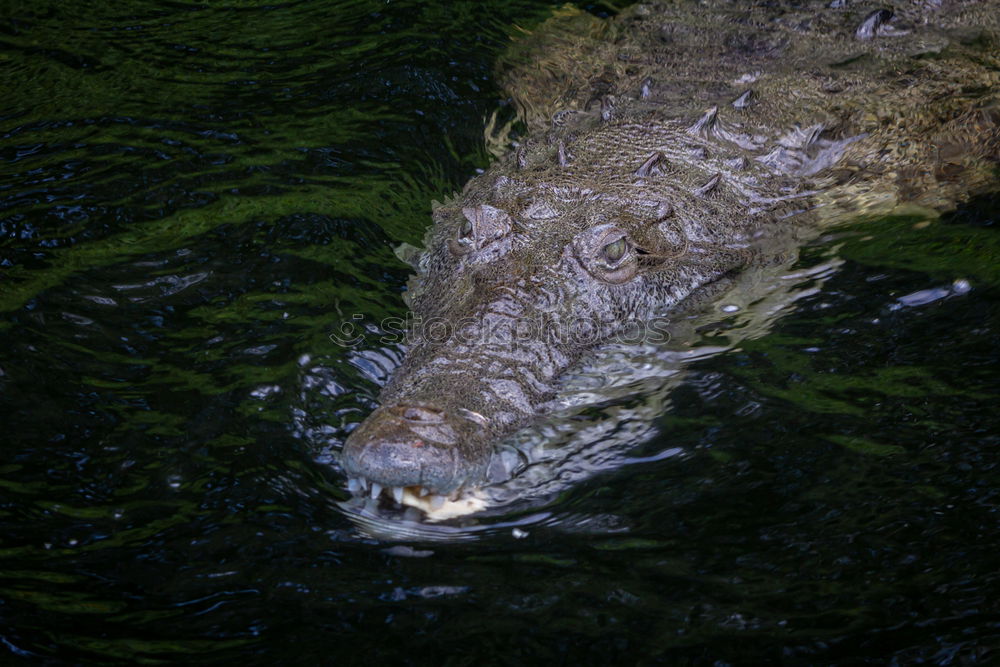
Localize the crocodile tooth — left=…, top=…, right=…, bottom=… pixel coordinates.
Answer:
left=732, top=89, right=754, bottom=110
left=392, top=487, right=404, bottom=504
left=370, top=482, right=382, bottom=500
left=430, top=495, right=446, bottom=510
left=358, top=477, right=368, bottom=491
left=695, top=173, right=722, bottom=196
left=347, top=478, right=361, bottom=494
left=418, top=486, right=431, bottom=497
left=688, top=106, right=718, bottom=135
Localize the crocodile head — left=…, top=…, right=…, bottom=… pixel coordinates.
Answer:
left=340, top=139, right=761, bottom=511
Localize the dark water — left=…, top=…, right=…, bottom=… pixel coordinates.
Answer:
left=2, top=0, right=999, bottom=664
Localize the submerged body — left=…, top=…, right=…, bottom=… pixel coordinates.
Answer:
left=341, top=0, right=1000, bottom=512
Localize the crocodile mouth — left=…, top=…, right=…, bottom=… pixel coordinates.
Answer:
left=339, top=401, right=499, bottom=518
left=344, top=477, right=486, bottom=520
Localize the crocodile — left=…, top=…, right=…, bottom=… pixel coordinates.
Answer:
left=340, top=0, right=1000, bottom=515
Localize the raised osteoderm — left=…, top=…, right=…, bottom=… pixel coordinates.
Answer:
left=341, top=0, right=1000, bottom=514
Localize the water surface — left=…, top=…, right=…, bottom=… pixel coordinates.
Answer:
left=2, top=0, right=999, bottom=663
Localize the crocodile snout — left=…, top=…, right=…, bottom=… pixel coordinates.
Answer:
left=340, top=402, right=491, bottom=497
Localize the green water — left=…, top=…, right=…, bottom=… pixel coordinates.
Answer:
left=2, top=0, right=1000, bottom=663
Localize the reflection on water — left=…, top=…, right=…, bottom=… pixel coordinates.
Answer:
left=2, top=0, right=1000, bottom=663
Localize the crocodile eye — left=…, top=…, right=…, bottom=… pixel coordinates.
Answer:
left=602, top=237, right=627, bottom=264
left=572, top=224, right=639, bottom=285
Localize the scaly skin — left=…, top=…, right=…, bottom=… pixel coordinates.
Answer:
left=341, top=0, right=1000, bottom=505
